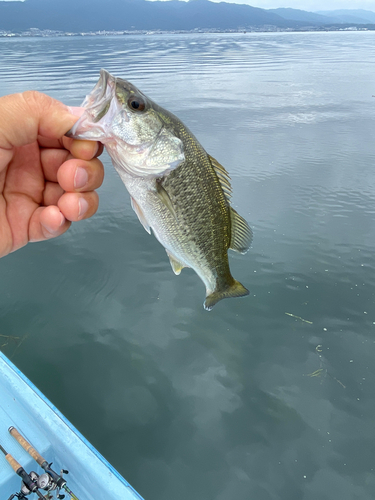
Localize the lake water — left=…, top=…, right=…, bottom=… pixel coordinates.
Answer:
left=1, top=31, right=375, bottom=500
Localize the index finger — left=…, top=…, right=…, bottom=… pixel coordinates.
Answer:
left=0, top=92, right=80, bottom=149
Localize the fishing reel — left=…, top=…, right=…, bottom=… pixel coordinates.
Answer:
left=6, top=492, right=28, bottom=500
left=40, top=463, right=71, bottom=499
left=3, top=428, right=78, bottom=500
left=38, top=465, right=69, bottom=499
left=7, top=467, right=69, bottom=500
left=21, top=467, right=68, bottom=498
left=6, top=471, right=51, bottom=500
left=19, top=471, right=41, bottom=496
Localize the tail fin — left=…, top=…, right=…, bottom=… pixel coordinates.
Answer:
left=204, top=280, right=249, bottom=311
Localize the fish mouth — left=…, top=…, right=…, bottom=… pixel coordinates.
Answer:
left=66, top=69, right=185, bottom=178
left=82, top=69, right=114, bottom=119
left=66, top=69, right=118, bottom=139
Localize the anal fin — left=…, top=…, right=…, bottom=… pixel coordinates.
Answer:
left=166, top=250, right=186, bottom=275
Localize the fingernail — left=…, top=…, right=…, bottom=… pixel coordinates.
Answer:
left=59, top=213, right=66, bottom=226
left=74, top=167, right=89, bottom=189
left=42, top=213, right=65, bottom=235
left=78, top=198, right=89, bottom=219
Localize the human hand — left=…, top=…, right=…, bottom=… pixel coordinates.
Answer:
left=0, top=91, right=104, bottom=258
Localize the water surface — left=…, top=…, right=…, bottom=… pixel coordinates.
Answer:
left=1, top=32, right=375, bottom=500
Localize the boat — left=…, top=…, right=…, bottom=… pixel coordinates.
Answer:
left=0, top=351, right=144, bottom=500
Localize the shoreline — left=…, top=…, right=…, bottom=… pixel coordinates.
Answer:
left=0, top=25, right=374, bottom=38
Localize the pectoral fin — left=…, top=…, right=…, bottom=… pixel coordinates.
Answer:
left=155, top=182, right=177, bottom=219
left=166, top=250, right=186, bottom=275
left=229, top=208, right=252, bottom=254
left=130, top=197, right=151, bottom=234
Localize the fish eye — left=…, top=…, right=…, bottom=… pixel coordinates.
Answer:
left=128, top=95, right=146, bottom=112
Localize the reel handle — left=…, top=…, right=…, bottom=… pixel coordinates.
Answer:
left=8, top=427, right=47, bottom=467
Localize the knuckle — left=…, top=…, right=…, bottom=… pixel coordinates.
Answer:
left=22, top=91, right=53, bottom=114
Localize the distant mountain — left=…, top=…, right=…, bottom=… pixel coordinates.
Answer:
left=0, top=0, right=295, bottom=32
left=1, top=0, right=374, bottom=33
left=315, top=9, right=375, bottom=24
left=269, top=7, right=375, bottom=25
left=268, top=8, right=336, bottom=25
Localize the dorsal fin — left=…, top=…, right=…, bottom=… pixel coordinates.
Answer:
left=230, top=208, right=253, bottom=254
left=208, top=154, right=232, bottom=203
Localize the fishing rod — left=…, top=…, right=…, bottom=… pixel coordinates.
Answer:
left=8, top=426, right=80, bottom=500
left=0, top=443, right=46, bottom=500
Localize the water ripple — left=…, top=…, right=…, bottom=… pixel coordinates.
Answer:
left=1, top=32, right=375, bottom=500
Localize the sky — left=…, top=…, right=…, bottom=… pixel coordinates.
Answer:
left=1, top=0, right=375, bottom=13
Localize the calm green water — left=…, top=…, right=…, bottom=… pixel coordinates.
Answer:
left=1, top=32, right=375, bottom=500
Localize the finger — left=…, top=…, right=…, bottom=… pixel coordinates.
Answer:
left=57, top=157, right=104, bottom=192
left=41, top=148, right=70, bottom=182
left=42, top=151, right=104, bottom=189
left=94, top=143, right=104, bottom=158
left=38, top=136, right=64, bottom=149
left=0, top=92, right=82, bottom=149
left=57, top=191, right=99, bottom=222
left=63, top=138, right=101, bottom=161
left=29, top=205, right=71, bottom=242
left=43, top=182, right=64, bottom=206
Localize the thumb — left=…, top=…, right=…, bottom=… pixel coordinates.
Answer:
left=0, top=91, right=82, bottom=149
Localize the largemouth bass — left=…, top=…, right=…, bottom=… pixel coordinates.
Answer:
left=68, top=69, right=252, bottom=310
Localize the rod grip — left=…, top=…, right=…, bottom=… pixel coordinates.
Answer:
left=8, top=427, right=46, bottom=467
left=5, top=453, right=22, bottom=473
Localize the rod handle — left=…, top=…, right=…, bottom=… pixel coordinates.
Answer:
left=8, top=427, right=46, bottom=467
left=4, top=452, right=23, bottom=473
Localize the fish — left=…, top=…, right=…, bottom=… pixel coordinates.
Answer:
left=67, top=69, right=252, bottom=310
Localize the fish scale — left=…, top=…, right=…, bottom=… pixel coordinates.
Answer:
left=162, top=147, right=230, bottom=273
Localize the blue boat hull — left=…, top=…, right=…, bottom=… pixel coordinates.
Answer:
left=0, top=352, right=144, bottom=500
